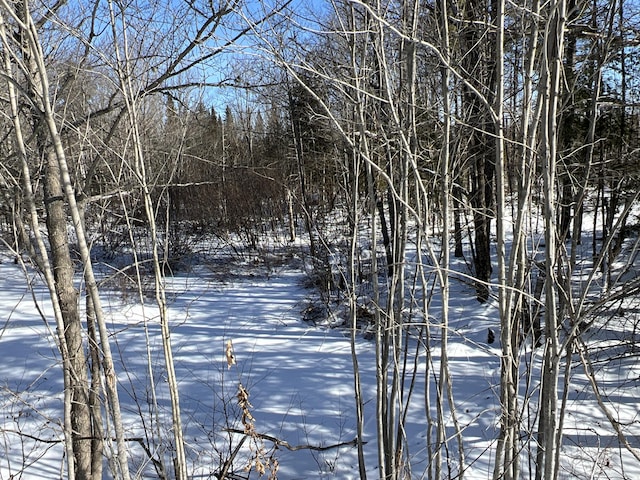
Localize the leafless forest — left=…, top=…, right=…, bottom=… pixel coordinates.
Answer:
left=1, top=0, right=639, bottom=479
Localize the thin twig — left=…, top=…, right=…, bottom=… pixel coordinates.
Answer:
left=223, top=428, right=364, bottom=452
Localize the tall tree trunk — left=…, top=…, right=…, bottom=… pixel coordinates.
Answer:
left=107, top=1, right=188, bottom=477
left=19, top=1, right=132, bottom=474
left=436, top=0, right=467, bottom=476
left=0, top=16, right=79, bottom=478
left=287, top=82, right=322, bottom=279
left=346, top=120, right=367, bottom=478
left=557, top=0, right=578, bottom=243
left=453, top=188, right=465, bottom=258
left=86, top=296, right=104, bottom=479
left=5, top=2, right=96, bottom=476
left=43, top=150, right=94, bottom=480
left=461, top=0, right=496, bottom=303
left=492, top=0, right=518, bottom=473
left=536, top=0, right=567, bottom=477
left=497, top=0, right=544, bottom=474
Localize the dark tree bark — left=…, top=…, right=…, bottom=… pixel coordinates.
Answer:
left=558, top=0, right=577, bottom=242
left=43, top=150, right=94, bottom=480
left=461, top=0, right=497, bottom=302
left=453, top=187, right=465, bottom=258
left=86, top=295, right=104, bottom=479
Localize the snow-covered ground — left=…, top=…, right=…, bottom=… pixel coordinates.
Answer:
left=1, top=238, right=639, bottom=479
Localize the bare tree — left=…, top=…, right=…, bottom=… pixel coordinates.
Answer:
left=535, top=1, right=568, bottom=478
left=0, top=1, right=131, bottom=478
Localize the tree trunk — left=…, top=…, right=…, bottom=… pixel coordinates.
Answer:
left=85, top=294, right=104, bottom=479
left=461, top=0, right=496, bottom=303
left=436, top=0, right=466, bottom=475
left=43, top=151, right=94, bottom=480
left=536, top=1, right=568, bottom=477
left=15, top=2, right=96, bottom=472
left=453, top=188, right=465, bottom=258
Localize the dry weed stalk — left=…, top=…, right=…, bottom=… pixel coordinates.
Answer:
left=237, top=384, right=278, bottom=479
left=226, top=340, right=236, bottom=369
left=224, top=339, right=278, bottom=479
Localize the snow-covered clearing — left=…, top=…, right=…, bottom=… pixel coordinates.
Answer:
left=1, top=237, right=639, bottom=479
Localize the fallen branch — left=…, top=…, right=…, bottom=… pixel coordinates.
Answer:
left=223, top=428, right=365, bottom=452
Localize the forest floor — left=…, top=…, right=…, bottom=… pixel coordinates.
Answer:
left=0, top=231, right=639, bottom=479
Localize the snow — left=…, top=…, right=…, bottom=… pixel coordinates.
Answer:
left=1, top=236, right=640, bottom=479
